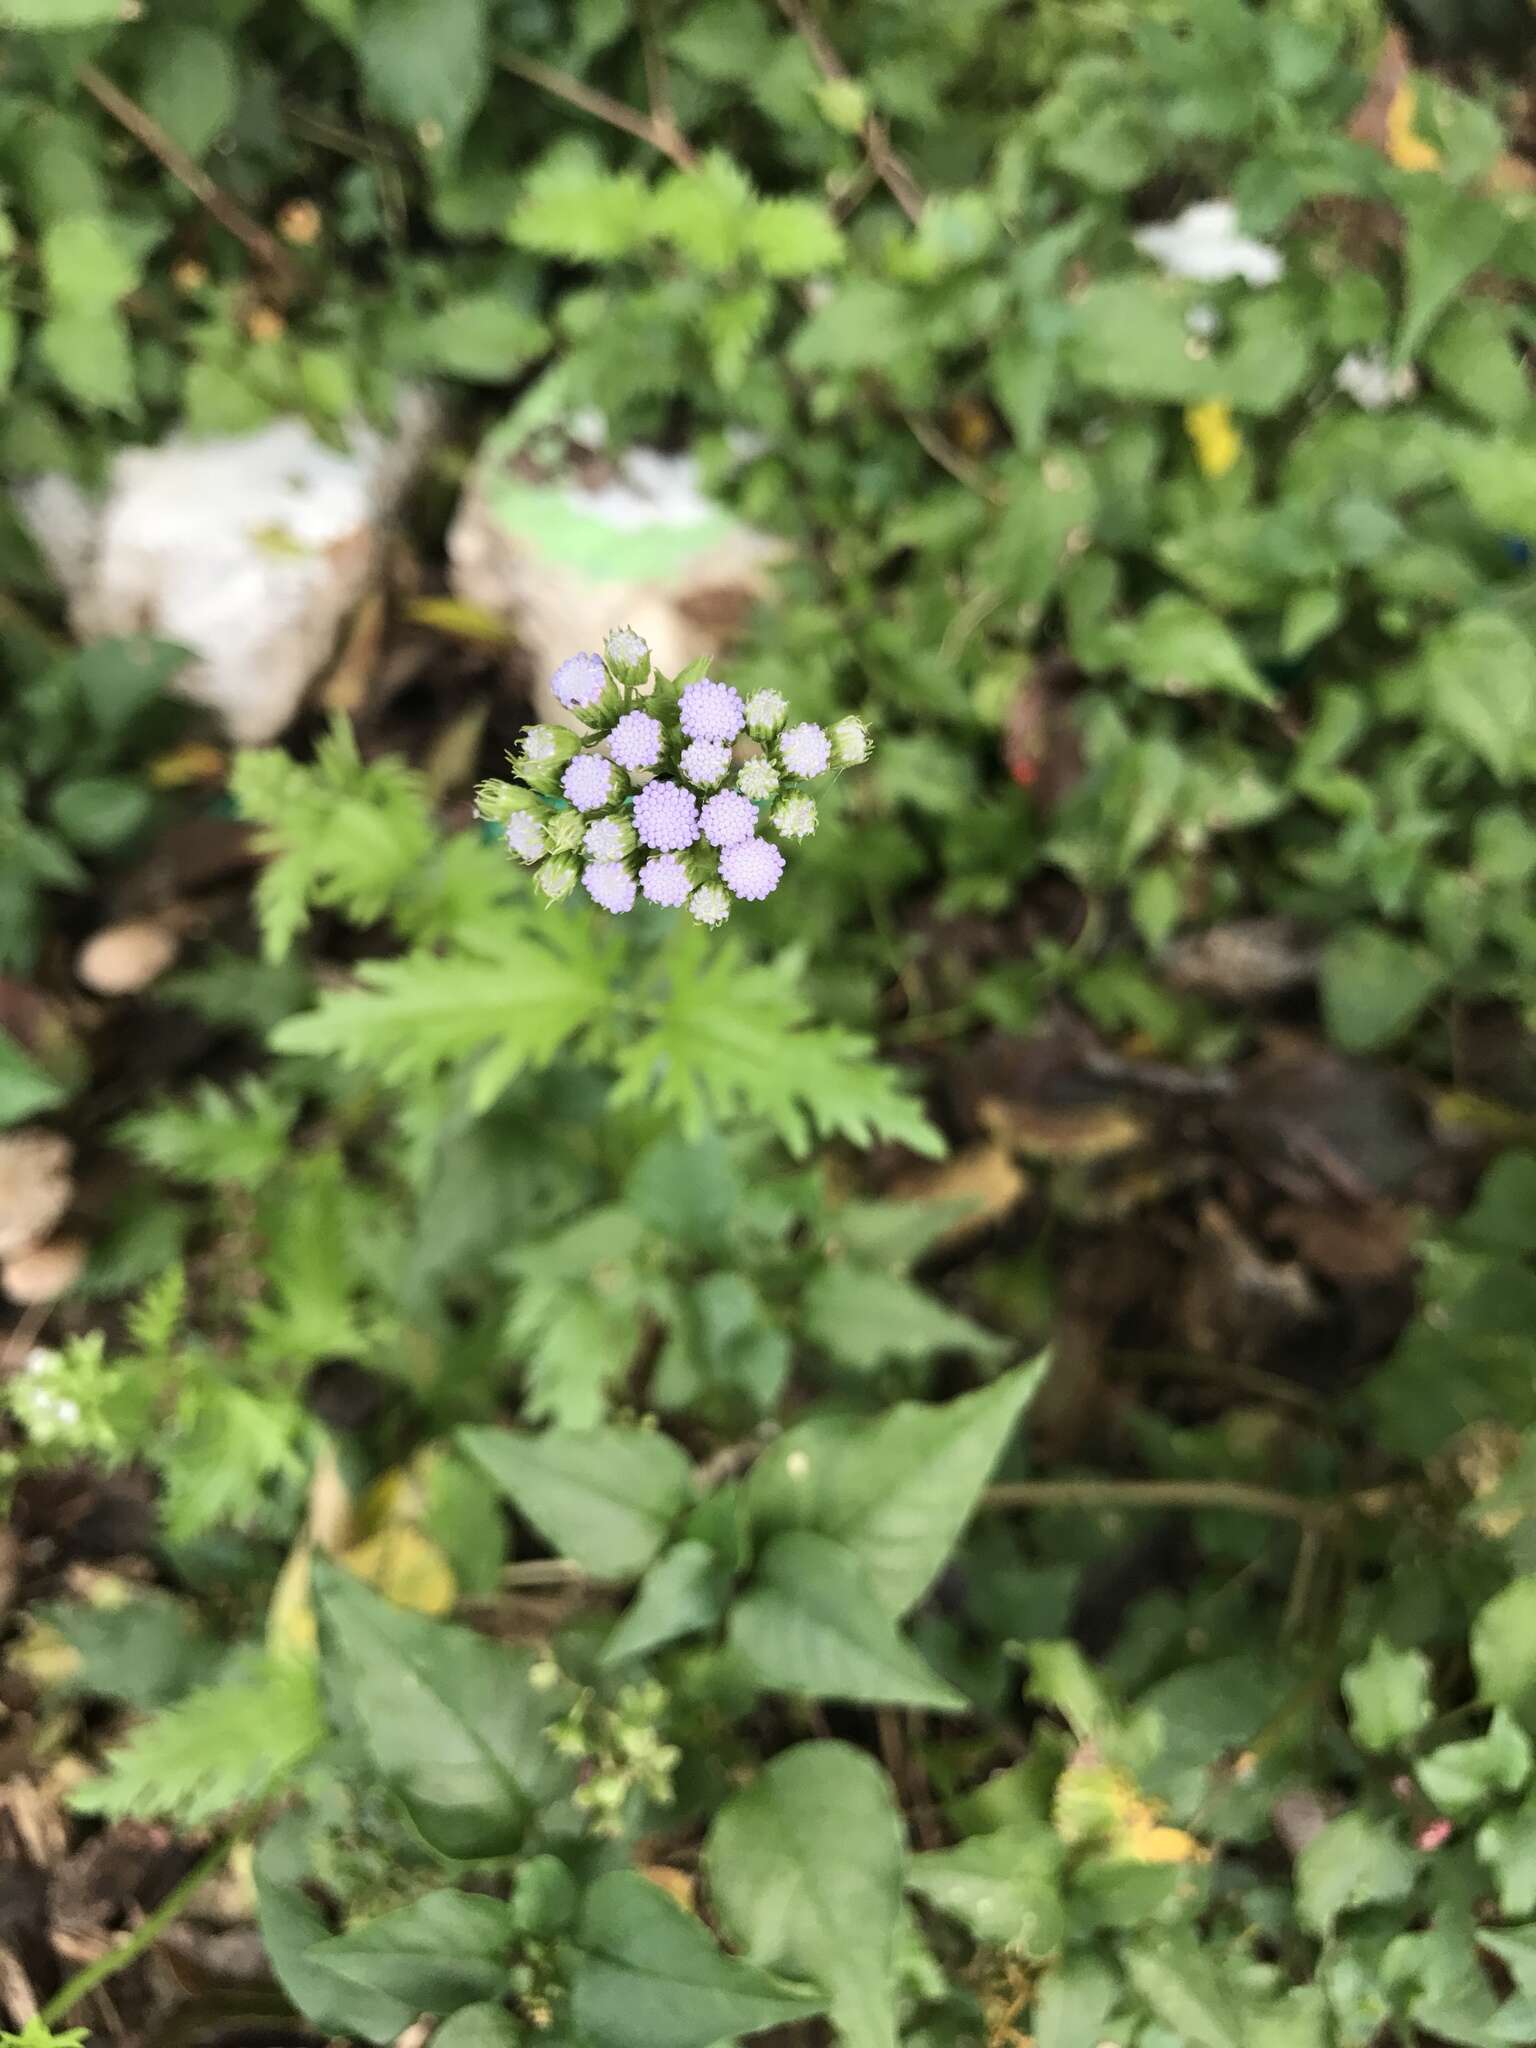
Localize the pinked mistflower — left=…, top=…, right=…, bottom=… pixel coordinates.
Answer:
left=633, top=778, right=700, bottom=851
left=605, top=626, right=649, bottom=670
left=700, top=789, right=757, bottom=848
left=779, top=721, right=830, bottom=778
left=681, top=739, right=730, bottom=788
left=562, top=753, right=617, bottom=812
left=744, top=689, right=787, bottom=739
left=736, top=756, right=780, bottom=802
left=719, top=836, right=786, bottom=902
left=689, top=883, right=731, bottom=927
left=505, top=812, right=547, bottom=863
left=639, top=854, right=692, bottom=908
left=831, top=715, right=872, bottom=767
left=537, top=857, right=578, bottom=903
left=583, top=861, right=637, bottom=914
left=584, top=815, right=635, bottom=862
left=522, top=725, right=562, bottom=763
left=772, top=793, right=817, bottom=841
left=679, top=678, right=745, bottom=743
left=551, top=651, right=607, bottom=710
left=610, top=710, right=663, bottom=772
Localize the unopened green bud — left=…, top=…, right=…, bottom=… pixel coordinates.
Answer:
left=517, top=725, right=581, bottom=794
left=830, top=714, right=872, bottom=766
left=537, top=856, right=579, bottom=904
left=545, top=808, right=587, bottom=856
left=743, top=689, right=788, bottom=740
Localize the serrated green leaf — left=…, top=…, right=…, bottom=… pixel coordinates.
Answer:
left=0, top=1029, right=67, bottom=1127
left=314, top=1562, right=575, bottom=1857
left=568, top=1870, right=824, bottom=2048
left=1342, top=1638, right=1434, bottom=1753
left=1295, top=1810, right=1416, bottom=1935
left=458, top=1424, right=694, bottom=1580
left=748, top=196, right=845, bottom=278
left=802, top=1260, right=1005, bottom=1373
left=1320, top=927, right=1445, bottom=1053
left=509, top=144, right=652, bottom=260
left=727, top=1530, right=966, bottom=1710
left=1473, top=1576, right=1536, bottom=1708
left=1416, top=1709, right=1532, bottom=1812
left=705, top=1742, right=903, bottom=2048
left=907, top=1823, right=1065, bottom=1958
left=413, top=295, right=548, bottom=382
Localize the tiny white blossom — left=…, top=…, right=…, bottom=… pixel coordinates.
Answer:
left=1134, top=201, right=1283, bottom=287
left=1334, top=350, right=1417, bottom=411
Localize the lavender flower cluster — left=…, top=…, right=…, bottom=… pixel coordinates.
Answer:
left=476, top=630, right=872, bottom=926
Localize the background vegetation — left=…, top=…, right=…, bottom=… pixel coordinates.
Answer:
left=3, top=0, right=1536, bottom=2044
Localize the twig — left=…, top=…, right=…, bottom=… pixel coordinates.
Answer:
left=899, top=406, right=1005, bottom=503
left=640, top=3, right=692, bottom=172
left=499, top=49, right=696, bottom=169
left=773, top=0, right=925, bottom=225
left=984, top=1477, right=1338, bottom=1525
left=76, top=65, right=300, bottom=294
left=39, top=1835, right=236, bottom=2031
left=502, top=1557, right=598, bottom=1587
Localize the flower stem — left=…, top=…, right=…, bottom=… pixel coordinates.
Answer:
left=39, top=1834, right=237, bottom=2030
left=984, top=1477, right=1336, bottom=1524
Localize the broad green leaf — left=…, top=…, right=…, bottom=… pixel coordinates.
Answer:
left=0, top=1029, right=66, bottom=1127
left=801, top=1261, right=1005, bottom=1374
left=433, top=2007, right=527, bottom=2047
left=705, top=1741, right=904, bottom=2048
left=357, top=0, right=489, bottom=148
left=1417, top=612, right=1536, bottom=783
left=459, top=1425, right=694, bottom=1580
left=1474, top=1577, right=1536, bottom=1707
left=1119, top=594, right=1275, bottom=706
left=38, top=311, right=136, bottom=414
left=1452, top=438, right=1536, bottom=539
left=727, top=1530, right=966, bottom=1710
left=139, top=25, right=238, bottom=159
left=1032, top=1955, right=1119, bottom=2048
left=600, top=1540, right=730, bottom=1666
left=1070, top=280, right=1206, bottom=402
left=4, top=0, right=123, bottom=20
left=1295, top=1811, right=1416, bottom=1935
left=1416, top=1709, right=1532, bottom=1812
left=310, top=1890, right=511, bottom=2012
left=1342, top=1638, right=1434, bottom=1753
left=1320, top=927, right=1444, bottom=1053
left=1399, top=185, right=1509, bottom=362
left=1424, top=303, right=1529, bottom=426
left=907, top=1823, right=1065, bottom=1958
left=744, top=1361, right=1044, bottom=1616
left=1122, top=1935, right=1232, bottom=2048
left=567, top=1870, right=824, bottom=2048
left=41, top=216, right=138, bottom=309
left=49, top=776, right=151, bottom=851
left=1478, top=1798, right=1536, bottom=1918
left=314, top=1562, right=574, bottom=1857
left=255, top=1837, right=415, bottom=2046
left=413, top=296, right=548, bottom=382
left=0, top=309, right=17, bottom=397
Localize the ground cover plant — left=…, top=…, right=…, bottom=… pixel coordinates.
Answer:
left=3, top=1, right=1536, bottom=2045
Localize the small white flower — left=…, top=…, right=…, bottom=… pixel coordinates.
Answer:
left=505, top=813, right=547, bottom=863
left=830, top=716, right=871, bottom=767
left=522, top=726, right=560, bottom=762
left=744, top=690, right=788, bottom=740
left=1134, top=201, right=1283, bottom=287
left=736, top=756, right=780, bottom=802
left=772, top=794, right=818, bottom=840
left=1334, top=350, right=1417, bottom=411
left=688, top=884, right=731, bottom=928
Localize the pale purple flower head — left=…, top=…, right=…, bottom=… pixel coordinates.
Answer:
left=551, top=652, right=607, bottom=710
left=562, top=753, right=616, bottom=812
left=680, top=679, right=745, bottom=744
left=633, top=778, right=700, bottom=851
left=719, top=836, right=786, bottom=901
left=689, top=883, right=731, bottom=927
left=779, top=722, right=830, bottom=777
left=639, top=854, right=692, bottom=908
left=681, top=739, right=730, bottom=789
left=610, top=710, right=663, bottom=772
left=700, top=789, right=757, bottom=848
left=583, top=862, right=637, bottom=914
left=505, top=812, right=547, bottom=863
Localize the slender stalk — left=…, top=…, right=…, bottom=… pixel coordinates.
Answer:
left=76, top=65, right=299, bottom=294
left=39, top=1835, right=236, bottom=2031
left=773, top=0, right=925, bottom=224
left=984, top=1477, right=1336, bottom=1524
left=498, top=49, right=696, bottom=168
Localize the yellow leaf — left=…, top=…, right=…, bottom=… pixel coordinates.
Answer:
left=406, top=595, right=511, bottom=645
left=1184, top=399, right=1242, bottom=481
left=341, top=1525, right=457, bottom=1616
left=1386, top=83, right=1441, bottom=173
left=149, top=742, right=227, bottom=789
left=1122, top=1818, right=1210, bottom=1865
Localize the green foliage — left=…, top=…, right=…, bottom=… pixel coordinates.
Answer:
left=0, top=633, right=189, bottom=974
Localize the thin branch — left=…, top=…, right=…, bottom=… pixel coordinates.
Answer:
left=899, top=406, right=1005, bottom=503
left=76, top=65, right=300, bottom=294
left=984, top=1477, right=1338, bottom=1525
left=39, top=1835, right=236, bottom=2031
left=499, top=49, right=696, bottom=169
left=773, top=0, right=925, bottom=225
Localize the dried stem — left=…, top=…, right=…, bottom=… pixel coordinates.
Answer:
left=773, top=0, right=925, bottom=225
left=984, top=1477, right=1338, bottom=1525
left=76, top=65, right=299, bottom=294
left=499, top=49, right=696, bottom=169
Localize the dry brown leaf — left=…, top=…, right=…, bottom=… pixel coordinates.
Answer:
left=978, top=1094, right=1148, bottom=1163
left=1269, top=1200, right=1419, bottom=1284
left=316, top=586, right=388, bottom=714
left=888, top=1143, right=1030, bottom=1246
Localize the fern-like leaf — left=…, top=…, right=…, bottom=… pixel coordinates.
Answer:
left=69, top=1655, right=324, bottom=1826
left=615, top=933, right=944, bottom=1157
left=272, top=921, right=613, bottom=1110
left=119, top=1078, right=299, bottom=1189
